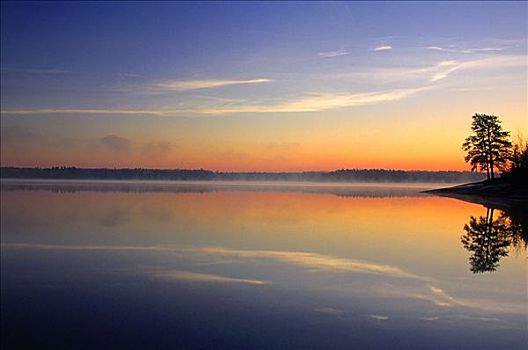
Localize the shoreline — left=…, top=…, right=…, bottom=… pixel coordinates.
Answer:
left=422, top=179, right=528, bottom=213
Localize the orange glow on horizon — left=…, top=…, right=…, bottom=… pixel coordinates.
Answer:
left=0, top=138, right=471, bottom=172
left=1, top=102, right=524, bottom=172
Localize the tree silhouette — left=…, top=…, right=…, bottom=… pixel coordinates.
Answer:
left=509, top=138, right=528, bottom=170
left=503, top=137, right=528, bottom=185
left=460, top=207, right=526, bottom=273
left=462, top=114, right=512, bottom=180
left=461, top=208, right=510, bottom=273
left=507, top=215, right=528, bottom=252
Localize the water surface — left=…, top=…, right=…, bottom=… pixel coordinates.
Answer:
left=1, top=180, right=526, bottom=349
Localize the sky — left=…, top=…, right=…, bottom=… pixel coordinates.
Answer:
left=1, top=1, right=526, bottom=171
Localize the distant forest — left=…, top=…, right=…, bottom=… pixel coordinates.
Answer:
left=1, top=167, right=485, bottom=183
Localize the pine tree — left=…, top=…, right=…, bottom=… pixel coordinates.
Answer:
left=462, top=113, right=512, bottom=180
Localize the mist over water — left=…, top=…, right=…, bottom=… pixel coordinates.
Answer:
left=0, top=179, right=453, bottom=197
left=1, top=181, right=526, bottom=349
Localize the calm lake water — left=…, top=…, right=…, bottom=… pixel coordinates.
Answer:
left=1, top=180, right=526, bottom=349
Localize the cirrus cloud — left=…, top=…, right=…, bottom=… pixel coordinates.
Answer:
left=0, top=86, right=430, bottom=116
left=148, top=78, right=273, bottom=91
left=318, top=49, right=349, bottom=58
left=373, top=45, right=393, bottom=52
left=152, top=270, right=269, bottom=285
left=199, top=87, right=430, bottom=114
left=426, top=46, right=506, bottom=54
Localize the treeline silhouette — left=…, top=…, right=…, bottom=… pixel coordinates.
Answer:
left=0, top=166, right=485, bottom=183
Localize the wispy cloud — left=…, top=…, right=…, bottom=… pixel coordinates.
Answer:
left=426, top=46, right=455, bottom=53
left=5, top=243, right=524, bottom=315
left=152, top=270, right=269, bottom=285
left=199, top=87, right=430, bottom=114
left=0, top=86, right=429, bottom=116
left=332, top=55, right=526, bottom=84
left=427, top=284, right=459, bottom=307
left=369, top=314, right=389, bottom=320
left=4, top=54, right=522, bottom=117
left=148, top=78, right=273, bottom=91
left=318, top=49, right=349, bottom=58
left=314, top=307, right=344, bottom=316
left=423, top=284, right=517, bottom=313
left=471, top=48, right=506, bottom=53
left=430, top=55, right=526, bottom=82
left=2, top=243, right=425, bottom=280
left=426, top=46, right=505, bottom=54
left=373, top=45, right=393, bottom=52
left=198, top=247, right=425, bottom=280
left=429, top=60, right=461, bottom=82
left=380, top=283, right=523, bottom=314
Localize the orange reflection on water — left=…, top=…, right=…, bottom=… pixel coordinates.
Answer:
left=1, top=186, right=482, bottom=253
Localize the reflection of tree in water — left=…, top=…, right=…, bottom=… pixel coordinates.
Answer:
left=461, top=207, right=526, bottom=273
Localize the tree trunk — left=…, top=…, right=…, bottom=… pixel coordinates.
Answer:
left=487, top=128, right=493, bottom=180
left=488, top=208, right=494, bottom=225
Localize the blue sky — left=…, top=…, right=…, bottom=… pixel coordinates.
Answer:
left=1, top=1, right=526, bottom=170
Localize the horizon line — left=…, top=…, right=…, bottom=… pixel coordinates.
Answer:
left=0, top=165, right=478, bottom=174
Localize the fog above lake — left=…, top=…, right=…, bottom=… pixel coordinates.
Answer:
left=0, top=179, right=454, bottom=197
